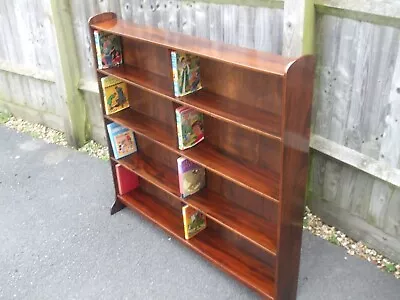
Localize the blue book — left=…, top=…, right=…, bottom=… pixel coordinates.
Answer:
left=106, top=122, right=137, bottom=159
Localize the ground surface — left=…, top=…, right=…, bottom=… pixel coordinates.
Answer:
left=1, top=126, right=399, bottom=300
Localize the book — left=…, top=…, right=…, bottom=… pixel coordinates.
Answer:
left=115, top=164, right=139, bottom=195
left=94, top=30, right=123, bottom=69
left=101, top=76, right=130, bottom=115
left=171, top=51, right=202, bottom=97
left=175, top=106, right=204, bottom=150
left=106, top=122, right=137, bottom=159
left=182, top=205, right=207, bottom=240
left=177, top=157, right=205, bottom=198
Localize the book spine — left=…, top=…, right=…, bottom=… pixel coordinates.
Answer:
left=100, top=77, right=110, bottom=115
left=182, top=205, right=190, bottom=240
left=171, top=51, right=180, bottom=97
left=106, top=123, right=119, bottom=158
left=175, top=109, right=184, bottom=150
left=94, top=30, right=103, bottom=69
left=177, top=158, right=185, bottom=196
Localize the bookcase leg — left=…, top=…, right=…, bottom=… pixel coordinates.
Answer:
left=110, top=198, right=125, bottom=215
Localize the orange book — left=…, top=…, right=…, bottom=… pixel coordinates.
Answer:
left=182, top=205, right=207, bottom=240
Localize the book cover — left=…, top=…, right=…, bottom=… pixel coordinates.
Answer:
left=106, top=122, right=137, bottom=159
left=115, top=164, right=139, bottom=195
left=182, top=205, right=207, bottom=240
left=101, top=76, right=130, bottom=115
left=177, top=157, right=206, bottom=198
left=171, top=51, right=202, bottom=97
left=175, top=106, right=204, bottom=150
left=94, top=30, right=123, bottom=69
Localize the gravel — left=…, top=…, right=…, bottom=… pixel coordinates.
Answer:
left=1, top=112, right=399, bottom=280
left=303, top=206, right=400, bottom=279
left=1, top=113, right=108, bottom=161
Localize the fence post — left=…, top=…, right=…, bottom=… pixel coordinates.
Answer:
left=283, top=0, right=315, bottom=56
left=50, top=0, right=89, bottom=147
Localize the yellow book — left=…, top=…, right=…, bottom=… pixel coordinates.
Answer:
left=101, top=76, right=130, bottom=115
left=182, top=205, right=206, bottom=240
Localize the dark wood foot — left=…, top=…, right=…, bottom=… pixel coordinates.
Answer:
left=110, top=198, right=125, bottom=215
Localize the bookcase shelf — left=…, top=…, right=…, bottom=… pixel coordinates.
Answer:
left=118, top=189, right=276, bottom=299
left=105, top=110, right=280, bottom=202
left=99, top=65, right=282, bottom=140
left=112, top=153, right=277, bottom=255
left=90, top=17, right=292, bottom=76
left=89, top=12, right=315, bottom=300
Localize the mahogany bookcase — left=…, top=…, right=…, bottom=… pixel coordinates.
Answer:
left=89, top=12, right=315, bottom=300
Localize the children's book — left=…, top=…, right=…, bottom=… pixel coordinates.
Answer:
left=177, top=157, right=205, bottom=198
left=101, top=76, right=130, bottom=115
left=182, top=205, right=207, bottom=240
left=171, top=51, right=202, bottom=97
left=106, top=122, right=137, bottom=159
left=115, top=164, right=139, bottom=195
left=94, top=30, right=123, bottom=69
left=175, top=106, right=204, bottom=150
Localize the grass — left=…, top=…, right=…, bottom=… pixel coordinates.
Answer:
left=0, top=112, right=12, bottom=124
left=327, top=233, right=339, bottom=246
left=385, top=263, right=396, bottom=273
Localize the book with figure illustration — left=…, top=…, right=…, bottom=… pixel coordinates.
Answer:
left=101, top=76, right=130, bottom=115
left=115, top=164, right=139, bottom=195
left=94, top=30, right=123, bottom=69
left=182, top=205, right=207, bottom=240
left=106, top=122, right=137, bottom=159
left=171, top=51, right=202, bottom=97
left=177, top=157, right=205, bottom=198
left=175, top=106, right=204, bottom=150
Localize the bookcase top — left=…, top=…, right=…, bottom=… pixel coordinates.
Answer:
left=90, top=15, right=295, bottom=76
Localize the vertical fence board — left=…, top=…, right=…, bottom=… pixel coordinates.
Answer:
left=195, top=2, right=209, bottom=39
left=222, top=5, right=238, bottom=45
left=208, top=3, right=223, bottom=41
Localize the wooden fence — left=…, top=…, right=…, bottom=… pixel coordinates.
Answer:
left=0, top=0, right=399, bottom=262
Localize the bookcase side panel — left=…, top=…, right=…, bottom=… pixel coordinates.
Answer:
left=88, top=19, right=121, bottom=212
left=276, top=56, right=315, bottom=300
left=200, top=59, right=283, bottom=116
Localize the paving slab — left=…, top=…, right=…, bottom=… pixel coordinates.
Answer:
left=0, top=125, right=399, bottom=300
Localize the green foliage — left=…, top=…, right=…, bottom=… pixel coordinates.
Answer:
left=0, top=112, right=12, bottom=124
left=328, top=233, right=339, bottom=246
left=385, top=263, right=396, bottom=273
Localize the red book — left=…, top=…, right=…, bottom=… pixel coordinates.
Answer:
left=115, top=164, right=139, bottom=195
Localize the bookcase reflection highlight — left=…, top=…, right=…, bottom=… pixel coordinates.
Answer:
left=89, top=12, right=315, bottom=300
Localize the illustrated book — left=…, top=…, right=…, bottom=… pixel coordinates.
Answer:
left=94, top=30, right=123, bottom=69
left=175, top=106, right=204, bottom=150
left=182, top=205, right=207, bottom=240
left=170, top=51, right=202, bottom=97
left=177, top=157, right=206, bottom=198
left=106, top=122, right=137, bottom=159
left=115, top=164, right=139, bottom=195
left=101, top=76, right=130, bottom=115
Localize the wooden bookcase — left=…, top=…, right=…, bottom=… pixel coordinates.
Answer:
left=89, top=12, right=315, bottom=300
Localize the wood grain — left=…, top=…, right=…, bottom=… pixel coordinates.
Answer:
left=118, top=189, right=275, bottom=299
left=276, top=55, right=315, bottom=300
left=99, top=65, right=282, bottom=140
left=90, top=16, right=293, bottom=76
left=113, top=153, right=278, bottom=254
left=105, top=109, right=280, bottom=202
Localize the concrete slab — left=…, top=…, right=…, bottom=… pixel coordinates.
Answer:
left=0, top=126, right=399, bottom=300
